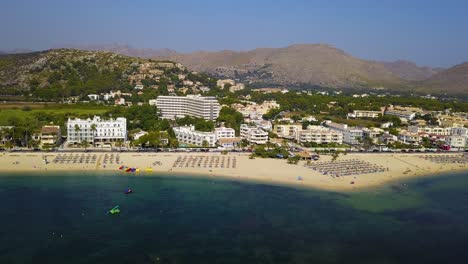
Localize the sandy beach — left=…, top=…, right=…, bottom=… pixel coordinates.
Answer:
left=0, top=151, right=466, bottom=191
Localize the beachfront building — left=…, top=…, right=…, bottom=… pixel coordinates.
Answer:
left=155, top=95, right=220, bottom=121
left=218, top=138, right=242, bottom=149
left=240, top=124, right=269, bottom=145
left=379, top=133, right=398, bottom=145
left=173, top=125, right=216, bottom=147
left=214, top=127, right=235, bottom=139
left=323, top=121, right=363, bottom=145
left=273, top=124, right=303, bottom=141
left=446, top=135, right=467, bottom=148
left=398, top=131, right=421, bottom=145
left=299, top=126, right=343, bottom=144
left=408, top=125, right=452, bottom=136
left=362, top=127, right=383, bottom=143
left=347, top=110, right=381, bottom=119
left=40, top=125, right=61, bottom=147
left=67, top=116, right=127, bottom=147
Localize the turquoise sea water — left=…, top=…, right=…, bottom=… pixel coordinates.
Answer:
left=0, top=171, right=468, bottom=264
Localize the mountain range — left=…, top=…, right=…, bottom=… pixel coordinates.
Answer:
left=1, top=44, right=467, bottom=96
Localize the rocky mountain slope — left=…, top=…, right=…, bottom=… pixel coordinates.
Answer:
left=416, top=62, right=468, bottom=95
left=161, top=44, right=405, bottom=89
left=381, top=60, right=442, bottom=81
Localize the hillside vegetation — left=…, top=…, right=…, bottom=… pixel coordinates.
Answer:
left=0, top=49, right=215, bottom=101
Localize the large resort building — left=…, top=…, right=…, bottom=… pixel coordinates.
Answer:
left=155, top=95, right=220, bottom=121
left=67, top=116, right=127, bottom=147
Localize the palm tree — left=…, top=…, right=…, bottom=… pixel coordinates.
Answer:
left=80, top=141, right=90, bottom=150
left=90, top=124, right=97, bottom=147
left=202, top=140, right=209, bottom=149
left=74, top=124, right=81, bottom=145
left=115, top=140, right=124, bottom=152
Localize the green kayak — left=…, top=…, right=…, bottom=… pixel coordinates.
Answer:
left=109, top=205, right=120, bottom=214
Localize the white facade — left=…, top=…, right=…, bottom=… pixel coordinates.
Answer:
left=214, top=127, right=235, bottom=140
left=408, top=125, right=452, bottom=136
left=323, top=121, right=363, bottom=145
left=155, top=95, right=220, bottom=121
left=446, top=135, right=467, bottom=148
left=398, top=131, right=421, bottom=145
left=67, top=116, right=127, bottom=146
left=348, top=110, right=381, bottom=119
left=273, top=124, right=303, bottom=141
left=88, top=94, right=99, bottom=101
left=299, top=126, right=343, bottom=144
left=134, top=84, right=144, bottom=90
left=451, top=127, right=468, bottom=136
left=148, top=99, right=157, bottom=106
left=385, top=109, right=416, bottom=121
left=173, top=125, right=216, bottom=147
left=240, top=124, right=268, bottom=144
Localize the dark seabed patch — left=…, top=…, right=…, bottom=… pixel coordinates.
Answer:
left=0, top=171, right=467, bottom=264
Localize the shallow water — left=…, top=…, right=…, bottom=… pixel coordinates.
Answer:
left=0, top=171, right=467, bottom=264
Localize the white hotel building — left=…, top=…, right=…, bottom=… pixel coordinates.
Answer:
left=240, top=124, right=269, bottom=145
left=299, top=126, right=343, bottom=144
left=155, top=95, right=220, bottom=121
left=214, top=127, right=236, bottom=139
left=323, top=121, right=363, bottom=145
left=173, top=125, right=217, bottom=147
left=173, top=126, right=236, bottom=147
left=67, top=116, right=127, bottom=146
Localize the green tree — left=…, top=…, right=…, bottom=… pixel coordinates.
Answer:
left=74, top=124, right=81, bottom=144
left=90, top=124, right=97, bottom=146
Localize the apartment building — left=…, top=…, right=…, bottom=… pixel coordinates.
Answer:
left=299, top=126, right=343, bottom=144
left=67, top=116, right=127, bottom=147
left=273, top=124, right=303, bottom=141
left=347, top=110, right=381, bottom=119
left=323, top=121, right=363, bottom=145
left=240, top=124, right=269, bottom=144
left=173, top=125, right=216, bottom=147
left=155, top=95, right=220, bottom=121
left=214, top=127, right=236, bottom=139
left=384, top=109, right=416, bottom=121
left=446, top=135, right=467, bottom=148
left=408, top=125, right=452, bottom=136
left=40, top=125, right=61, bottom=147
left=398, top=131, right=421, bottom=145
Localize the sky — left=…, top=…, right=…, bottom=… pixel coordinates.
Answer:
left=1, top=0, right=468, bottom=67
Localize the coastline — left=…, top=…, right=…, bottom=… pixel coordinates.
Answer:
left=0, top=152, right=466, bottom=192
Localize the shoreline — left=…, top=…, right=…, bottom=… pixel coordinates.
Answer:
left=0, top=152, right=466, bottom=192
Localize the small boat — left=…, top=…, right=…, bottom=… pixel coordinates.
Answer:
left=109, top=205, right=120, bottom=214
left=125, top=188, right=133, bottom=194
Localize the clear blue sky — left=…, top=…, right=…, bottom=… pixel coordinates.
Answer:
left=2, top=0, right=468, bottom=67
